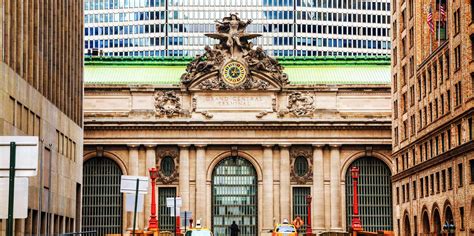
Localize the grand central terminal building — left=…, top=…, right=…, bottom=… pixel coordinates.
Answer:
left=81, top=15, right=394, bottom=236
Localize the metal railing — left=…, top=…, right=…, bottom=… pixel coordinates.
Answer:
left=59, top=231, right=97, bottom=236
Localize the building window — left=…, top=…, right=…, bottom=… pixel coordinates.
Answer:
left=425, top=176, right=429, bottom=197
left=294, top=156, right=309, bottom=177
left=441, top=94, right=445, bottom=115
left=406, top=183, right=410, bottom=201
left=413, top=180, right=417, bottom=199
left=436, top=172, right=440, bottom=193
left=394, top=100, right=398, bottom=119
left=161, top=156, right=175, bottom=177
left=454, top=9, right=461, bottom=34
left=469, top=118, right=473, bottom=140
left=454, top=81, right=463, bottom=106
left=469, top=159, right=474, bottom=183
left=448, top=129, right=452, bottom=149
left=458, top=163, right=464, bottom=187
left=459, top=207, right=465, bottom=230
left=402, top=93, right=407, bottom=114
left=441, top=133, right=445, bottom=152
left=401, top=185, right=405, bottom=203
left=448, top=167, right=453, bottom=189
left=442, top=169, right=446, bottom=192
left=430, top=174, right=434, bottom=195
left=457, top=124, right=462, bottom=146
left=420, top=178, right=424, bottom=198
left=454, top=46, right=461, bottom=70
left=447, top=89, right=451, bottom=112
left=395, top=127, right=399, bottom=145
left=293, top=187, right=310, bottom=233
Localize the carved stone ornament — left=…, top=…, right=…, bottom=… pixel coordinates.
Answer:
left=290, top=146, right=313, bottom=184
left=279, top=92, right=316, bottom=117
left=180, top=13, right=288, bottom=90
left=154, top=91, right=183, bottom=117
left=156, top=147, right=179, bottom=184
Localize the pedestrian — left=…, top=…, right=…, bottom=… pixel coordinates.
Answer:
left=230, top=221, right=240, bottom=236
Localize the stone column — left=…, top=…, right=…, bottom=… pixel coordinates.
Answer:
left=279, top=144, right=291, bottom=222
left=144, top=145, right=156, bottom=229
left=312, top=144, right=325, bottom=230
left=195, top=144, right=207, bottom=225
left=128, top=144, right=139, bottom=229
left=262, top=145, right=274, bottom=233
left=179, top=144, right=190, bottom=211
left=329, top=144, right=341, bottom=230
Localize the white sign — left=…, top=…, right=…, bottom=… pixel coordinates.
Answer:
left=0, top=178, right=28, bottom=219
left=0, top=136, right=39, bottom=177
left=170, top=207, right=180, bottom=217
left=166, top=197, right=182, bottom=208
left=125, top=193, right=145, bottom=212
left=120, top=175, right=149, bottom=194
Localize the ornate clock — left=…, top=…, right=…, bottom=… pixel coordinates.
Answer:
left=222, top=61, right=248, bottom=86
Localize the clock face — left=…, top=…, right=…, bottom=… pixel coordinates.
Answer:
left=222, top=61, right=247, bottom=86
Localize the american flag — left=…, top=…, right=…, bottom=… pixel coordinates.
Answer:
left=427, top=7, right=435, bottom=33
left=440, top=4, right=446, bottom=25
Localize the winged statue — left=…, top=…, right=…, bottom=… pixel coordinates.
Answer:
left=204, top=13, right=262, bottom=55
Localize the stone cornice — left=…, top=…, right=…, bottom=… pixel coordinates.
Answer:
left=84, top=120, right=391, bottom=131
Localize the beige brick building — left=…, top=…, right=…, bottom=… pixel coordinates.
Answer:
left=391, top=0, right=474, bottom=235
left=0, top=0, right=84, bottom=234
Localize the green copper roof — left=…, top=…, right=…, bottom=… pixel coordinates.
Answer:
left=84, top=56, right=391, bottom=85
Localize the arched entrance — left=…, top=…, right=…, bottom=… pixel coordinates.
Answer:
left=404, top=214, right=411, bottom=236
left=345, top=157, right=393, bottom=232
left=422, top=211, right=430, bottom=235
left=445, top=206, right=453, bottom=224
left=212, top=156, right=258, bottom=236
left=82, top=157, right=123, bottom=235
left=433, top=208, right=441, bottom=236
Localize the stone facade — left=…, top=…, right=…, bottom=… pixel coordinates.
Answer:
left=83, top=80, right=393, bottom=235
left=82, top=15, right=394, bottom=236
left=0, top=0, right=84, bottom=234
left=391, top=0, right=474, bottom=235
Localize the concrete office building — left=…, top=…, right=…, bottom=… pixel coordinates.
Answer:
left=84, top=0, right=391, bottom=57
left=0, top=0, right=84, bottom=234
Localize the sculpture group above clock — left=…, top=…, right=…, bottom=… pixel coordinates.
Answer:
left=180, top=14, right=288, bottom=91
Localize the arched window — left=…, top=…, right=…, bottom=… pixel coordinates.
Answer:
left=433, top=208, right=441, bottom=236
left=423, top=211, right=430, bottom=234
left=345, top=157, right=393, bottom=232
left=404, top=214, right=411, bottom=236
left=82, top=157, right=123, bottom=235
left=212, top=156, right=258, bottom=236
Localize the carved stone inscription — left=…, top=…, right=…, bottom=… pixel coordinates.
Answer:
left=195, top=94, right=273, bottom=111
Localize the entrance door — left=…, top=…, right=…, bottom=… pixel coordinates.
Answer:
left=212, top=157, right=258, bottom=236
left=82, top=157, right=123, bottom=236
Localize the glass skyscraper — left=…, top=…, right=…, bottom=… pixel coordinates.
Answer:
left=84, top=0, right=391, bottom=57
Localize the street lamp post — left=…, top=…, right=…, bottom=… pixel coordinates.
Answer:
left=351, top=167, right=362, bottom=233
left=306, top=195, right=312, bottom=235
left=443, top=220, right=455, bottom=236
left=148, top=168, right=159, bottom=232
